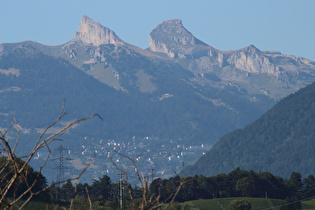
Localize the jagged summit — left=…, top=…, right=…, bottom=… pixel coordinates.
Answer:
left=240, top=44, right=260, bottom=53
left=149, top=19, right=209, bottom=58
left=74, top=16, right=124, bottom=46
left=150, top=19, right=207, bottom=46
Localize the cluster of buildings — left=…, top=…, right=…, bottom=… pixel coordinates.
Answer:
left=74, top=136, right=210, bottom=181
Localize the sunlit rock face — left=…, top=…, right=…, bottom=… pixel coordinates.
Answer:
left=227, top=45, right=281, bottom=76
left=149, top=19, right=208, bottom=58
left=74, top=16, right=124, bottom=46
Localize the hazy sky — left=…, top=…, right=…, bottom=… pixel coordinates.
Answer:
left=0, top=0, right=314, bottom=60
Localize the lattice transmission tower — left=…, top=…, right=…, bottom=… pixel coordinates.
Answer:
left=51, top=145, right=72, bottom=187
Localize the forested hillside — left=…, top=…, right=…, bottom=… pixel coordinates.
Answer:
left=183, top=81, right=315, bottom=178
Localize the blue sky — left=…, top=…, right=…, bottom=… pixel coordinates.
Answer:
left=0, top=0, right=314, bottom=60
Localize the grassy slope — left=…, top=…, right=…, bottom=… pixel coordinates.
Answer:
left=173, top=197, right=315, bottom=210
left=0, top=201, right=64, bottom=210
left=9, top=197, right=315, bottom=209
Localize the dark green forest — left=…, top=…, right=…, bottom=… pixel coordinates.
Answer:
left=0, top=157, right=49, bottom=203
left=183, top=81, right=315, bottom=178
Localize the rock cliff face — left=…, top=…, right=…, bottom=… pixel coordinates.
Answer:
left=227, top=45, right=281, bottom=76
left=149, top=19, right=209, bottom=58
left=74, top=16, right=124, bottom=46
left=225, top=44, right=315, bottom=79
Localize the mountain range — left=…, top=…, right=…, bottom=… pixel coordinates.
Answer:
left=0, top=16, right=314, bottom=182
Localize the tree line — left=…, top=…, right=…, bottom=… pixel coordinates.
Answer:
left=43, top=167, right=315, bottom=209
left=3, top=156, right=315, bottom=209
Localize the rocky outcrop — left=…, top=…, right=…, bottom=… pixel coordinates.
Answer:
left=227, top=45, right=281, bottom=76
left=149, top=19, right=209, bottom=58
left=74, top=16, right=124, bottom=46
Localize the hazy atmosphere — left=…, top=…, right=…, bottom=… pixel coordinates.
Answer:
left=1, top=1, right=315, bottom=209
left=1, top=0, right=314, bottom=60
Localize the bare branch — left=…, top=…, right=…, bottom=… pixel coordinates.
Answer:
left=1, top=121, right=15, bottom=137
left=85, top=186, right=92, bottom=210
left=70, top=158, right=94, bottom=210
left=0, top=101, right=101, bottom=208
left=11, top=115, right=20, bottom=155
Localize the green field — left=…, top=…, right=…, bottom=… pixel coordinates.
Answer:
left=302, top=199, right=315, bottom=210
left=168, top=197, right=315, bottom=210
left=183, top=198, right=284, bottom=210
left=4, top=197, right=315, bottom=209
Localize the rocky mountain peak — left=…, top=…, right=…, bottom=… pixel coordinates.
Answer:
left=74, top=16, right=124, bottom=46
left=240, top=44, right=260, bottom=53
left=149, top=19, right=208, bottom=58
left=227, top=44, right=280, bottom=75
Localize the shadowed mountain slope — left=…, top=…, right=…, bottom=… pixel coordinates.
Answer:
left=183, top=81, right=315, bottom=178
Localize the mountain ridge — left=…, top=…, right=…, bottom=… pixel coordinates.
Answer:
left=1, top=15, right=314, bottom=140
left=2, top=16, right=314, bottom=97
